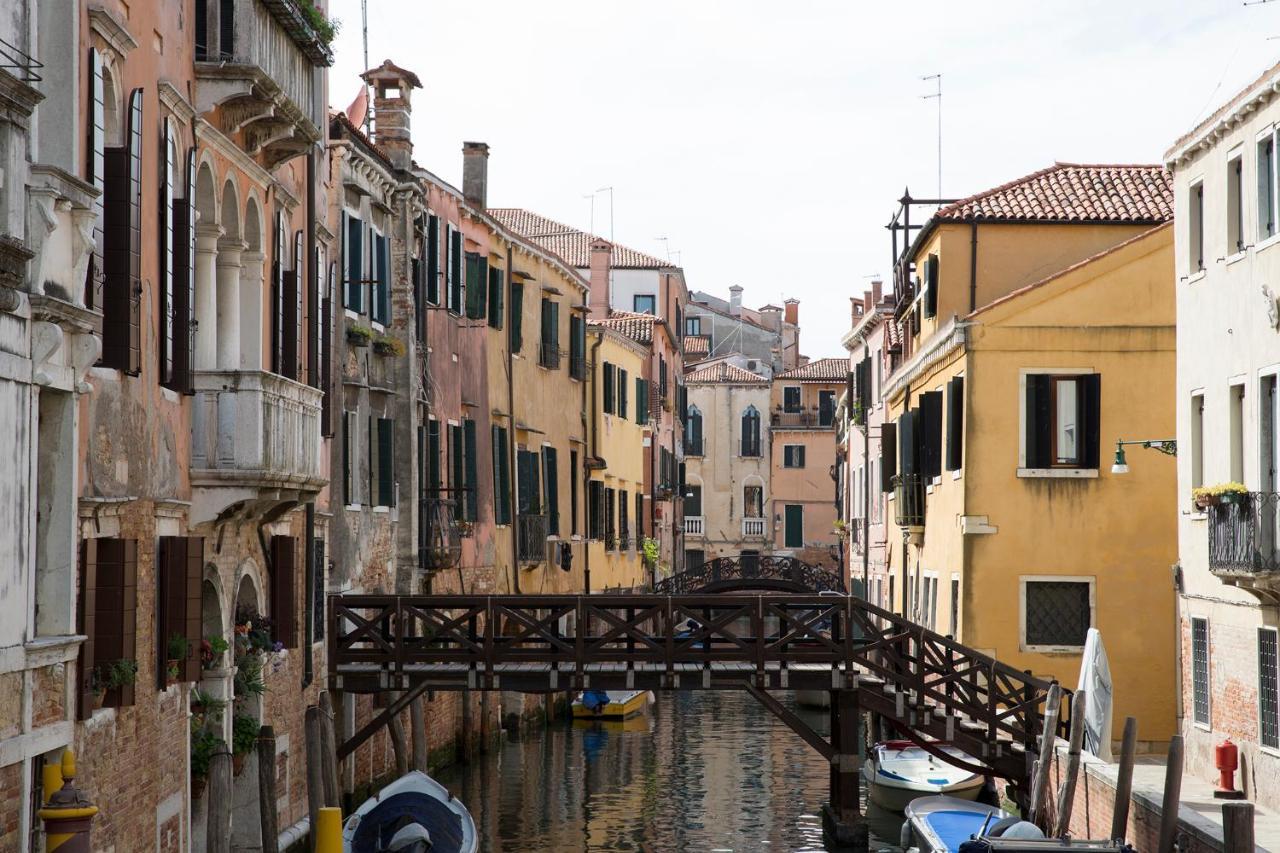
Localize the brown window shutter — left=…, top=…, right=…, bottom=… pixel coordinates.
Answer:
left=184, top=536, right=205, bottom=681
left=270, top=535, right=298, bottom=648
left=157, top=536, right=182, bottom=690
left=321, top=263, right=335, bottom=435
left=282, top=268, right=299, bottom=381
left=101, top=89, right=143, bottom=373
left=77, top=539, right=98, bottom=720
left=119, top=538, right=138, bottom=706
left=171, top=148, right=197, bottom=394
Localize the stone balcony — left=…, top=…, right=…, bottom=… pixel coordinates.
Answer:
left=194, top=0, right=329, bottom=167
left=684, top=516, right=705, bottom=536
left=190, top=369, right=324, bottom=523
left=741, top=517, right=767, bottom=538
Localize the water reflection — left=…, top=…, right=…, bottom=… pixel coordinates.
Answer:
left=437, top=691, right=903, bottom=852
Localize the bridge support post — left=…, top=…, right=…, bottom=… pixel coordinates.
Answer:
left=822, top=689, right=868, bottom=852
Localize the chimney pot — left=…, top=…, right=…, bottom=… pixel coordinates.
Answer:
left=360, top=60, right=421, bottom=170
left=462, top=141, right=490, bottom=208
left=784, top=298, right=799, bottom=327
left=729, top=285, right=743, bottom=317
left=872, top=280, right=883, bottom=304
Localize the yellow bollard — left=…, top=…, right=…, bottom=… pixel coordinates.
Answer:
left=37, top=750, right=98, bottom=853
left=41, top=758, right=63, bottom=804
left=315, top=806, right=343, bottom=853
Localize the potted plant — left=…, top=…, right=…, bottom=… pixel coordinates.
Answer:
left=832, top=520, right=849, bottom=539
left=373, top=333, right=405, bottom=357
left=346, top=323, right=373, bottom=348
left=232, top=650, right=266, bottom=700
left=91, top=658, right=138, bottom=708
left=231, top=714, right=260, bottom=776
left=202, top=635, right=229, bottom=671
left=166, top=635, right=190, bottom=685
left=190, top=725, right=225, bottom=799
left=1192, top=482, right=1248, bottom=510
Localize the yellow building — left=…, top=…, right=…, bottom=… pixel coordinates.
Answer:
left=584, top=324, right=651, bottom=591
left=881, top=164, right=1177, bottom=745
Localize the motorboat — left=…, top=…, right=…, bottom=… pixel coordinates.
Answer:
left=571, top=689, right=651, bottom=719
left=901, top=796, right=1018, bottom=853
left=862, top=740, right=985, bottom=811
left=342, top=770, right=477, bottom=853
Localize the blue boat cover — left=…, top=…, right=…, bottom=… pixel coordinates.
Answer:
left=924, top=809, right=991, bottom=853
left=350, top=791, right=466, bottom=853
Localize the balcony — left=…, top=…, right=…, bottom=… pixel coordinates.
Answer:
left=684, top=516, right=705, bottom=536
left=193, top=0, right=328, bottom=168
left=190, top=369, right=323, bottom=522
left=742, top=518, right=767, bottom=538
left=772, top=409, right=834, bottom=430
left=893, top=474, right=926, bottom=529
left=419, top=492, right=463, bottom=572
left=517, top=513, right=548, bottom=564
left=1208, top=493, right=1280, bottom=595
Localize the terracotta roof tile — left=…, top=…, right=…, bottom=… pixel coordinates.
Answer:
left=686, top=362, right=768, bottom=384
left=885, top=319, right=903, bottom=353
left=935, top=163, right=1172, bottom=224
left=684, top=335, right=710, bottom=358
left=775, top=357, right=847, bottom=382
left=489, top=209, right=671, bottom=269
left=589, top=311, right=656, bottom=344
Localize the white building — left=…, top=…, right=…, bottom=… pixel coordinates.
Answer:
left=1167, top=59, right=1280, bottom=808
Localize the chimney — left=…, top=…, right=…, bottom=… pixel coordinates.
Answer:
left=462, top=141, right=489, bottom=208
left=588, top=238, right=612, bottom=319
left=360, top=60, right=422, bottom=171
left=862, top=290, right=872, bottom=314
left=872, top=279, right=883, bottom=305
left=784, top=297, right=799, bottom=327
left=729, top=285, right=743, bottom=317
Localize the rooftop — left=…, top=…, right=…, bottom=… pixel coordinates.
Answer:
left=589, top=311, right=657, bottom=344
left=489, top=209, right=672, bottom=269
left=686, top=361, right=768, bottom=384
left=933, top=163, right=1172, bottom=224
left=684, top=334, right=711, bottom=359
left=775, top=357, right=847, bottom=383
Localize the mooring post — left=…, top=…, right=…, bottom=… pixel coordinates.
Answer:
left=822, top=688, right=868, bottom=853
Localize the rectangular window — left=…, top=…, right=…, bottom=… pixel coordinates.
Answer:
left=685, top=316, right=701, bottom=336
left=485, top=265, right=502, bottom=328
left=463, top=419, right=478, bottom=521
left=946, top=376, right=964, bottom=471
left=1024, top=373, right=1100, bottom=469
left=685, top=484, right=703, bottom=517
left=1261, top=628, right=1279, bottom=750
left=783, top=445, right=806, bottom=468
left=269, top=535, right=298, bottom=649
left=1191, top=392, right=1204, bottom=490
left=1192, top=617, right=1210, bottom=727
left=449, top=423, right=464, bottom=517
left=373, top=233, right=390, bottom=324
left=920, top=390, right=943, bottom=478
left=344, top=411, right=358, bottom=505
left=1263, top=375, right=1277, bottom=493
left=543, top=446, right=559, bottom=535
left=447, top=225, right=463, bottom=314
left=588, top=480, right=604, bottom=539
left=635, top=492, right=645, bottom=542
left=605, top=487, right=616, bottom=549
left=636, top=377, right=649, bottom=425
left=1189, top=182, right=1204, bottom=273
left=923, top=254, right=938, bottom=319
left=569, top=315, right=587, bottom=379
left=818, top=390, right=836, bottom=427
left=313, top=537, right=326, bottom=642
left=1260, top=133, right=1276, bottom=242
left=156, top=535, right=204, bottom=687
left=1230, top=383, right=1245, bottom=483
left=783, top=386, right=801, bottom=413
left=171, top=147, right=197, bottom=394
left=633, top=294, right=656, bottom=314
left=101, top=88, right=144, bottom=374
left=744, top=485, right=763, bottom=518
left=1228, top=154, right=1244, bottom=254
left=784, top=505, right=804, bottom=548
left=77, top=538, right=138, bottom=714
left=509, top=279, right=524, bottom=353
left=570, top=450, right=579, bottom=535
left=158, top=121, right=175, bottom=387
left=540, top=298, right=560, bottom=368
left=345, top=213, right=363, bottom=311
left=375, top=417, right=395, bottom=507
left=492, top=426, right=511, bottom=525
left=426, top=213, right=440, bottom=304
left=949, top=575, right=960, bottom=637
left=1023, top=579, right=1091, bottom=649
left=619, top=489, right=630, bottom=546
left=517, top=448, right=542, bottom=516
left=619, top=369, right=629, bottom=419
left=426, top=420, right=441, bottom=490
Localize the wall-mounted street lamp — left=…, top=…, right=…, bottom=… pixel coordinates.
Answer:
left=1111, top=438, right=1177, bottom=474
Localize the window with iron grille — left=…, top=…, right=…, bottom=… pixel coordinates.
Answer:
left=1260, top=627, right=1279, bottom=749
left=1022, top=580, right=1091, bottom=648
left=1192, top=617, right=1210, bottom=726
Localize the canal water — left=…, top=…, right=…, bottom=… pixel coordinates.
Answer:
left=437, top=691, right=904, bottom=852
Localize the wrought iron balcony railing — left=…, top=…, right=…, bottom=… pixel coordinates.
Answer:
left=605, top=530, right=617, bottom=551
left=517, top=513, right=548, bottom=563
left=418, top=492, right=463, bottom=571
left=1208, top=492, right=1280, bottom=575
left=893, top=473, right=926, bottom=528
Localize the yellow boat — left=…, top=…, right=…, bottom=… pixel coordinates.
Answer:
left=570, top=689, right=651, bottom=719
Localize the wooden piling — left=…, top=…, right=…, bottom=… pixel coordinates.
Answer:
left=410, top=695, right=427, bottom=771
left=1028, top=682, right=1062, bottom=827
left=1110, top=716, right=1138, bottom=842
left=1156, top=735, right=1184, bottom=853
left=206, top=750, right=232, bottom=853
left=305, top=707, right=326, bottom=851
left=318, top=691, right=340, bottom=806
left=387, top=694, right=409, bottom=777
left=1053, top=689, right=1087, bottom=838
left=257, top=725, right=279, bottom=853
left=1222, top=801, right=1255, bottom=853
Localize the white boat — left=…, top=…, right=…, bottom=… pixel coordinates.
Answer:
left=342, top=770, right=478, bottom=853
left=901, top=795, right=1018, bottom=853
left=861, top=740, right=985, bottom=811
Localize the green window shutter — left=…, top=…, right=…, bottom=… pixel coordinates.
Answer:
left=463, top=419, right=478, bottom=521
left=427, top=420, right=441, bottom=490
left=1025, top=375, right=1053, bottom=468
left=377, top=417, right=394, bottom=506
left=493, top=426, right=511, bottom=525
left=510, top=281, right=523, bottom=353
left=427, top=214, right=440, bottom=304
left=345, top=214, right=362, bottom=310
left=450, top=424, right=464, bottom=508
left=784, top=505, right=804, bottom=548
left=343, top=412, right=353, bottom=505
left=619, top=369, right=628, bottom=419
left=367, top=415, right=374, bottom=506
left=543, top=446, right=559, bottom=535
left=476, top=256, right=488, bottom=320
left=636, top=378, right=648, bottom=425
left=924, top=254, right=939, bottom=318
left=946, top=376, right=964, bottom=471
left=488, top=266, right=503, bottom=329
left=603, top=363, right=615, bottom=414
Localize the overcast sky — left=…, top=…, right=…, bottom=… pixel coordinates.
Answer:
left=328, top=0, right=1278, bottom=358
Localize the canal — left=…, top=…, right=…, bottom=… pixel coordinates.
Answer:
left=437, top=691, right=904, bottom=851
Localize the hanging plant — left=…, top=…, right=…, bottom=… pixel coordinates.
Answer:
left=202, top=635, right=229, bottom=670
left=346, top=323, right=373, bottom=347
left=373, top=333, right=405, bottom=357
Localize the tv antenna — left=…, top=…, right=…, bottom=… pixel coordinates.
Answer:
left=922, top=73, right=942, bottom=201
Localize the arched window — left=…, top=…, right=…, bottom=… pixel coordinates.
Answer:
left=741, top=406, right=760, bottom=457
left=686, top=404, right=703, bottom=455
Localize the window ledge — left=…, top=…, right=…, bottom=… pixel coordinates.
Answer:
left=1186, top=269, right=1207, bottom=285
left=1257, top=232, right=1280, bottom=255
left=344, top=309, right=360, bottom=321
left=951, top=469, right=962, bottom=480
left=1185, top=510, right=1208, bottom=522
left=372, top=506, right=390, bottom=514
left=344, top=503, right=362, bottom=512
left=1016, top=468, right=1098, bottom=479
left=1193, top=720, right=1213, bottom=732
left=1021, top=644, right=1086, bottom=655
left=1225, top=251, right=1248, bottom=267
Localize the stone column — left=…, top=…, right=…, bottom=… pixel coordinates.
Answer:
left=239, top=251, right=266, bottom=371
left=216, top=239, right=246, bottom=371
left=195, top=224, right=223, bottom=370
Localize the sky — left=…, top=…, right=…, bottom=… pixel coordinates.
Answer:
left=327, top=0, right=1280, bottom=358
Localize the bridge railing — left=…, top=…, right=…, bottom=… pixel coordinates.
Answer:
left=329, top=592, right=1068, bottom=747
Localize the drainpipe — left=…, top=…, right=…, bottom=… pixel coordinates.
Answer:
left=303, top=503, right=314, bottom=688
left=900, top=383, right=911, bottom=619
left=862, top=343, right=870, bottom=600
left=586, top=331, right=605, bottom=594
left=506, top=246, right=520, bottom=594
left=303, top=149, right=317, bottom=688
left=968, top=222, right=978, bottom=313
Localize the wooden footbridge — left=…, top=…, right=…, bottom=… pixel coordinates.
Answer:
left=327, top=558, right=1069, bottom=847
